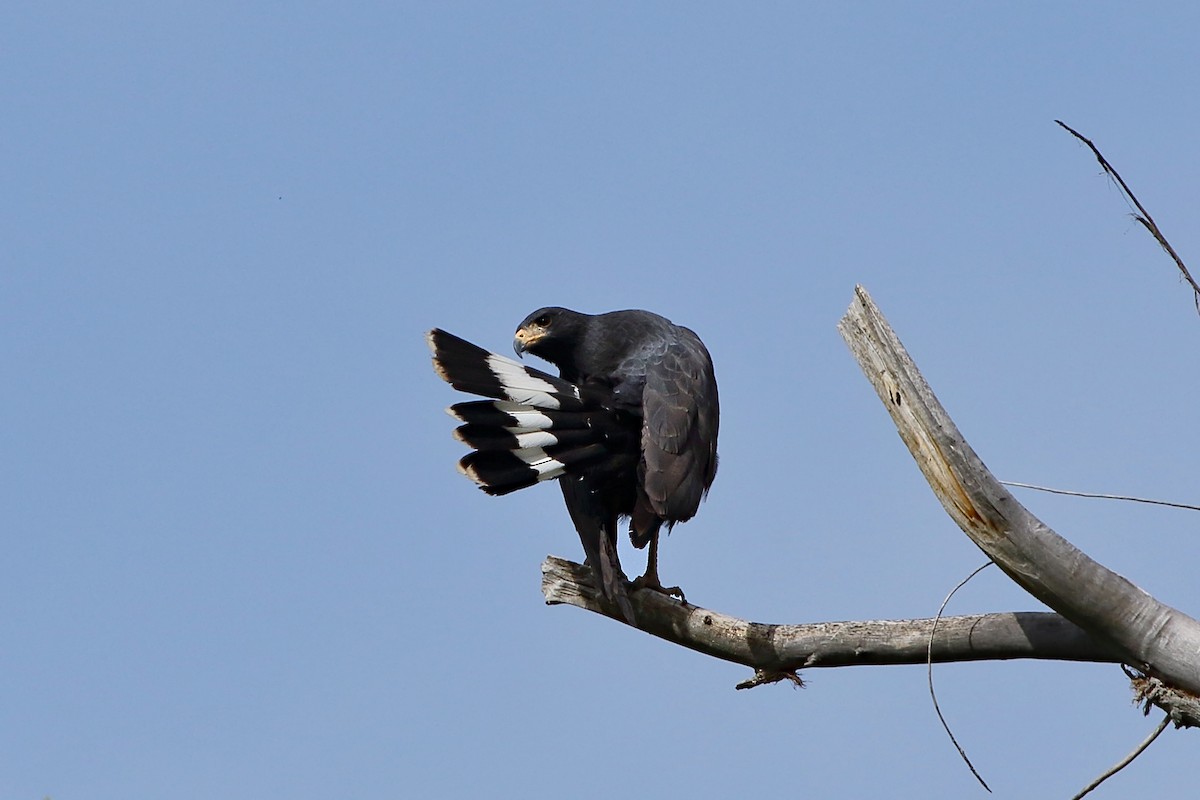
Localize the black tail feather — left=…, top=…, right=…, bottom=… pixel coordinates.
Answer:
left=430, top=329, right=636, bottom=496
left=455, top=424, right=603, bottom=453
left=428, top=329, right=583, bottom=410
left=458, top=442, right=611, bottom=495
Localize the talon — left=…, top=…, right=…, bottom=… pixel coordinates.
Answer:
left=632, top=574, right=687, bottom=605
left=634, top=531, right=686, bottom=603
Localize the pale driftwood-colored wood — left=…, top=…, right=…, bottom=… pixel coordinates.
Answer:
left=837, top=285, right=1200, bottom=698
left=542, top=556, right=1121, bottom=672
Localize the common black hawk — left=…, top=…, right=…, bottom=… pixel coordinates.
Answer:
left=427, top=307, right=719, bottom=622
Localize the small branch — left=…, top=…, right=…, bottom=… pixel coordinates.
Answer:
left=1071, top=714, right=1171, bottom=800
left=1002, top=481, right=1200, bottom=513
left=1056, top=120, right=1200, bottom=312
left=541, top=556, right=1122, bottom=682
left=929, top=563, right=995, bottom=793
left=735, top=670, right=805, bottom=691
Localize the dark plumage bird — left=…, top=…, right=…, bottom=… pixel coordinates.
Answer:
left=427, top=307, right=719, bottom=622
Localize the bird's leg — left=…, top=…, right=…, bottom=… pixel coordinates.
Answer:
left=632, top=532, right=686, bottom=603
left=597, top=529, right=636, bottom=624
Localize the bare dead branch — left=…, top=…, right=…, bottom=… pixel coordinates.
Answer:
left=929, top=562, right=995, bottom=793
left=837, top=285, right=1200, bottom=699
left=1071, top=714, right=1171, bottom=800
left=541, top=555, right=1122, bottom=682
left=1002, top=480, right=1200, bottom=513
left=1056, top=119, right=1200, bottom=312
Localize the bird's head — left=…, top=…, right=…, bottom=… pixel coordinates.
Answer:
left=513, top=306, right=581, bottom=365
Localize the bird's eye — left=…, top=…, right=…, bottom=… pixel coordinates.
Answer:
left=535, top=315, right=551, bottom=327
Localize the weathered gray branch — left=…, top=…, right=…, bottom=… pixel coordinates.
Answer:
left=542, top=555, right=1122, bottom=674
left=837, top=285, right=1200, bottom=701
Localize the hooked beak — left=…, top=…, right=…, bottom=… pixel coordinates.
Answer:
left=513, top=325, right=542, bottom=357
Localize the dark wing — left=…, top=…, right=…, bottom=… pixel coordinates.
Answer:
left=630, top=326, right=719, bottom=545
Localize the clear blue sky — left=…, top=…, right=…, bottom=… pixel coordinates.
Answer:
left=4, top=3, right=1197, bottom=797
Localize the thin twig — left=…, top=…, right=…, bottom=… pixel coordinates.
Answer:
left=1070, top=714, right=1171, bottom=800
left=1056, top=120, right=1200, bottom=313
left=735, top=669, right=805, bottom=691
left=928, top=562, right=995, bottom=793
left=1001, top=481, right=1200, bottom=513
